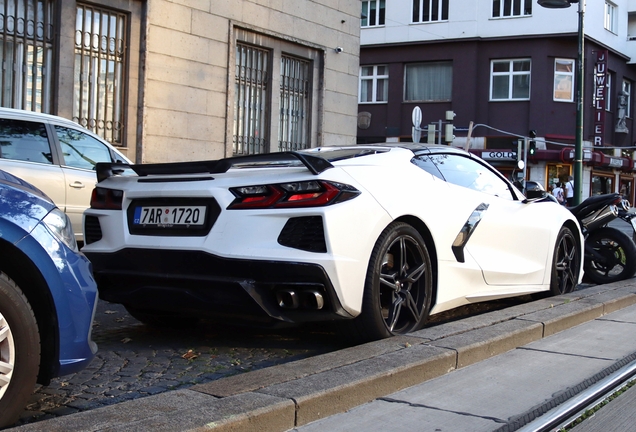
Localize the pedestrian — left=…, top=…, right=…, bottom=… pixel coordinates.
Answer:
left=552, top=182, right=566, bottom=205
left=565, top=176, right=575, bottom=207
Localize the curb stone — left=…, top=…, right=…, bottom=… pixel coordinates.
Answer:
left=11, top=280, right=636, bottom=432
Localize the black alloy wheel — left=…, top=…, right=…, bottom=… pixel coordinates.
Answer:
left=584, top=227, right=636, bottom=285
left=550, top=226, right=581, bottom=295
left=354, top=222, right=433, bottom=341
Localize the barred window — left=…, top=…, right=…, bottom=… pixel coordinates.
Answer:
left=74, top=4, right=127, bottom=145
left=0, top=0, right=54, bottom=112
left=233, top=29, right=318, bottom=156
left=234, top=43, right=269, bottom=155
left=279, top=56, right=309, bottom=152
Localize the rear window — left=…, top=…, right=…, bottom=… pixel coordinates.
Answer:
left=0, top=118, right=53, bottom=165
left=305, top=148, right=389, bottom=162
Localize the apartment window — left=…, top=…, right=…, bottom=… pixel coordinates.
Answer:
left=279, top=56, right=310, bottom=152
left=490, top=59, right=531, bottom=101
left=412, top=0, right=449, bottom=23
left=0, top=0, right=55, bottom=112
left=492, top=0, right=532, bottom=18
left=361, top=0, right=385, bottom=27
left=622, top=79, right=632, bottom=118
left=234, top=43, right=270, bottom=155
left=404, top=62, right=452, bottom=102
left=554, top=59, right=574, bottom=102
left=605, top=2, right=617, bottom=33
left=74, top=4, right=127, bottom=145
left=359, top=65, right=388, bottom=103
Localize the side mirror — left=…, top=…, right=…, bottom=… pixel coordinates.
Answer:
left=524, top=180, right=547, bottom=200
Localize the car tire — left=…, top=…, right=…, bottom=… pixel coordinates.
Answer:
left=550, top=226, right=581, bottom=296
left=124, top=306, right=200, bottom=329
left=583, top=227, right=636, bottom=285
left=0, top=272, right=41, bottom=428
left=351, top=222, right=433, bottom=342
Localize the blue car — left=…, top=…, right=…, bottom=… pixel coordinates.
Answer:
left=0, top=169, right=98, bottom=428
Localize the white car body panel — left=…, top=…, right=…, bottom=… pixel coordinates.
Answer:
left=0, top=107, right=131, bottom=241
left=82, top=145, right=584, bottom=328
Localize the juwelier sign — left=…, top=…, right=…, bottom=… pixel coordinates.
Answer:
left=593, top=50, right=608, bottom=147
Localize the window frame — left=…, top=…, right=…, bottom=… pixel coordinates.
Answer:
left=605, top=1, right=618, bottom=34
left=553, top=58, right=574, bottom=103
left=623, top=79, right=632, bottom=118
left=403, top=61, right=453, bottom=102
left=359, top=65, right=389, bottom=104
left=491, top=0, right=532, bottom=19
left=361, top=0, right=386, bottom=27
left=412, top=0, right=449, bottom=23
left=232, top=29, right=320, bottom=156
left=0, top=0, right=55, bottom=112
left=489, top=59, right=531, bottom=101
left=73, top=3, right=128, bottom=146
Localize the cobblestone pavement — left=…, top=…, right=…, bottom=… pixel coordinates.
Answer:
left=13, top=292, right=556, bottom=428
left=15, top=300, right=351, bottom=427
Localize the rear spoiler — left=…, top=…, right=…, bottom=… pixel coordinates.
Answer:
left=96, top=151, right=334, bottom=182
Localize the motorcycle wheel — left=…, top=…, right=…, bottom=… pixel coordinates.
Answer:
left=584, top=227, right=636, bottom=285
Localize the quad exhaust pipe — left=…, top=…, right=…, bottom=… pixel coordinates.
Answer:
left=276, top=289, right=324, bottom=310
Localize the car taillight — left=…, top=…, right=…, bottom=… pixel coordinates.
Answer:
left=228, top=180, right=359, bottom=209
left=90, top=187, right=123, bottom=210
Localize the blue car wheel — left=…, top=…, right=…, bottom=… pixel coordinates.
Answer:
left=0, top=272, right=41, bottom=428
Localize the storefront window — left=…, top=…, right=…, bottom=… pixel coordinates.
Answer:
left=591, top=171, right=614, bottom=196
left=546, top=164, right=571, bottom=194
left=620, top=176, right=634, bottom=203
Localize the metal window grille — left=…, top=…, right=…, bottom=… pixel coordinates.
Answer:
left=234, top=43, right=269, bottom=155
left=74, top=4, right=126, bottom=144
left=0, top=0, right=54, bottom=112
left=279, top=55, right=309, bottom=152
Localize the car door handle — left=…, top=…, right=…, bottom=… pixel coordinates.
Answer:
left=70, top=181, right=86, bottom=189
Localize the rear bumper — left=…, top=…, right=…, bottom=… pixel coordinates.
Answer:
left=85, top=248, right=353, bottom=323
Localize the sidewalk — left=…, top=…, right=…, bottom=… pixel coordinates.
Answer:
left=10, top=280, right=636, bottom=432
left=295, top=293, right=636, bottom=431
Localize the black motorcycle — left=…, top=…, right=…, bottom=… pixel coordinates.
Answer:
left=568, top=193, right=636, bottom=284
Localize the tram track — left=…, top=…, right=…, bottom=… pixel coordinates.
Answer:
left=518, top=358, right=636, bottom=432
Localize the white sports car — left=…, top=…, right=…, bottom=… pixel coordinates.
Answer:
left=82, top=144, right=583, bottom=341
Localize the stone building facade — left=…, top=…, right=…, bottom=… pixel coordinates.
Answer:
left=1, top=0, right=360, bottom=163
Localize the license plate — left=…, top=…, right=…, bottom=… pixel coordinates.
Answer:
left=133, top=206, right=206, bottom=227
left=630, top=217, right=636, bottom=231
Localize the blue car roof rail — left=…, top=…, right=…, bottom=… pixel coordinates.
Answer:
left=96, top=151, right=334, bottom=182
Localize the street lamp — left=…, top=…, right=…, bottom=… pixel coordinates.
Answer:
left=538, top=0, right=584, bottom=206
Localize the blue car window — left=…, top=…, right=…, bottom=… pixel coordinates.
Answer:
left=0, top=119, right=53, bottom=164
